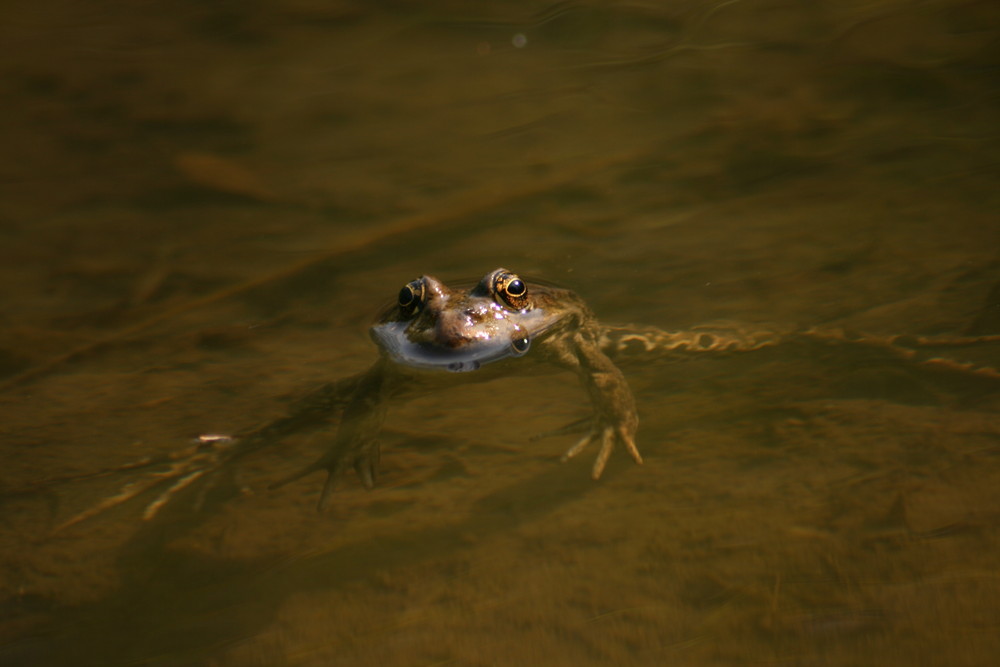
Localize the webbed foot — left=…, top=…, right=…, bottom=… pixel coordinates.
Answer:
left=546, top=337, right=643, bottom=479
left=560, top=419, right=642, bottom=479
left=269, top=441, right=381, bottom=511
left=52, top=434, right=239, bottom=531
left=268, top=358, right=390, bottom=510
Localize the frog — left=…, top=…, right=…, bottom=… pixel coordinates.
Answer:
left=270, top=267, right=643, bottom=510
left=45, top=268, right=1000, bottom=529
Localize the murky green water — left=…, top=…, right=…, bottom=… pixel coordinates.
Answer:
left=2, top=1, right=999, bottom=665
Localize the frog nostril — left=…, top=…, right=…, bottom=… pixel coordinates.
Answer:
left=511, top=336, right=530, bottom=354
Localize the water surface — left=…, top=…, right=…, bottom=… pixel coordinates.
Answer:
left=1, top=1, right=998, bottom=665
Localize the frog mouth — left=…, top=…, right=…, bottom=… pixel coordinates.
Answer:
left=370, top=321, right=533, bottom=372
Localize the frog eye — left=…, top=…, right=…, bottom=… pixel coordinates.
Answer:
left=511, top=336, right=530, bottom=355
left=495, top=272, right=530, bottom=310
left=397, top=279, right=424, bottom=316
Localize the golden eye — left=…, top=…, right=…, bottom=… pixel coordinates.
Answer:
left=397, top=279, right=424, bottom=315
left=506, top=278, right=526, bottom=297
left=495, top=272, right=530, bottom=310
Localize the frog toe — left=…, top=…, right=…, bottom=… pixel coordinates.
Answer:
left=559, top=424, right=614, bottom=478
left=353, top=451, right=379, bottom=490
left=560, top=423, right=642, bottom=479
left=530, top=417, right=590, bottom=442
left=560, top=430, right=594, bottom=463
left=590, top=425, right=616, bottom=479
left=316, top=467, right=343, bottom=512
left=271, top=456, right=346, bottom=512
left=620, top=426, right=643, bottom=465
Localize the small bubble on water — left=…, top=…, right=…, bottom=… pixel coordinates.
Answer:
left=512, top=33, right=527, bottom=48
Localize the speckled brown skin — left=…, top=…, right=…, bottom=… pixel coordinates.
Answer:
left=273, top=268, right=643, bottom=510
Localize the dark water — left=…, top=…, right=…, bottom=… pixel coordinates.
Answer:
left=2, top=1, right=999, bottom=665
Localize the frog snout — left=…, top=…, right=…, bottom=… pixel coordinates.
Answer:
left=431, top=309, right=481, bottom=347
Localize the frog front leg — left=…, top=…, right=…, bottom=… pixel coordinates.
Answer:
left=547, top=331, right=643, bottom=478
left=270, top=358, right=394, bottom=510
